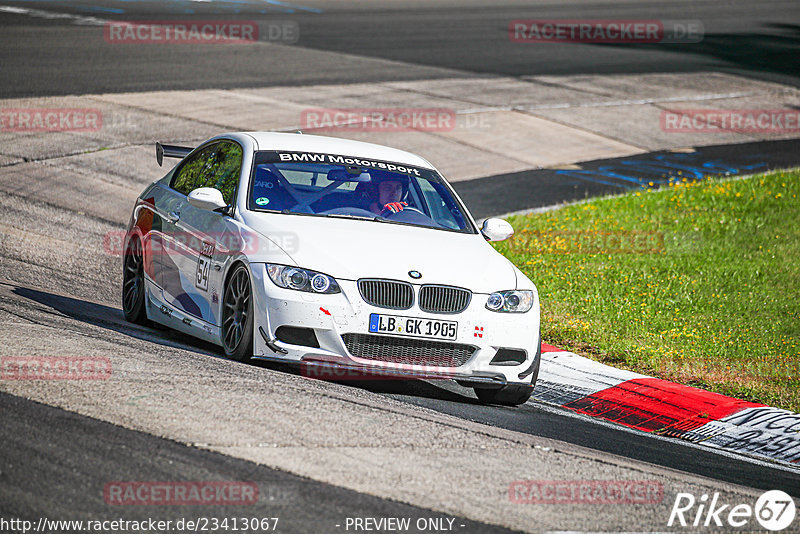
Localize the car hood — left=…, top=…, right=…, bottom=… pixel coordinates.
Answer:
left=240, top=212, right=518, bottom=293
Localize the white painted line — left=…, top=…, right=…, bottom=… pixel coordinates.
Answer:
left=452, top=91, right=760, bottom=116
left=0, top=5, right=106, bottom=26
left=519, top=91, right=760, bottom=111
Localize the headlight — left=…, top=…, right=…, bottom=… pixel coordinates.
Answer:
left=485, top=290, right=533, bottom=313
left=266, top=264, right=340, bottom=294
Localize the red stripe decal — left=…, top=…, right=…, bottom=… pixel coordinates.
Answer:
left=563, top=378, right=763, bottom=434
left=541, top=343, right=562, bottom=353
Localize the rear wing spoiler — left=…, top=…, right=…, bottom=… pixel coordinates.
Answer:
left=155, top=142, right=193, bottom=166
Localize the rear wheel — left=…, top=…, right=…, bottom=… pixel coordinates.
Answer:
left=474, top=384, right=534, bottom=406
left=122, top=236, right=148, bottom=325
left=221, top=264, right=254, bottom=362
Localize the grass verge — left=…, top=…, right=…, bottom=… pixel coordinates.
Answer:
left=494, top=168, right=800, bottom=412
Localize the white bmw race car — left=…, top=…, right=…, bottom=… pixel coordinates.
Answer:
left=123, top=132, right=541, bottom=405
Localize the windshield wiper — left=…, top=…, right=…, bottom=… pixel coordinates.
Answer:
left=269, top=210, right=387, bottom=222
left=322, top=213, right=381, bottom=222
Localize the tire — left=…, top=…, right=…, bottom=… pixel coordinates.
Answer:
left=474, top=384, right=534, bottom=406
left=122, top=236, right=148, bottom=325
left=221, top=263, right=254, bottom=362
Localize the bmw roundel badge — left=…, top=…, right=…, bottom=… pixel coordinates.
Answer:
left=408, top=270, right=422, bottom=279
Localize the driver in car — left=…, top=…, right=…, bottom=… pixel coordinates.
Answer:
left=368, top=174, right=409, bottom=215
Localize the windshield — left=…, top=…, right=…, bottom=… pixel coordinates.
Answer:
left=247, top=151, right=475, bottom=233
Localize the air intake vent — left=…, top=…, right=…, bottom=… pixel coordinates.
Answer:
left=418, top=285, right=471, bottom=314
left=342, top=333, right=476, bottom=368
left=275, top=326, right=319, bottom=348
left=357, top=279, right=414, bottom=310
left=490, top=348, right=527, bottom=365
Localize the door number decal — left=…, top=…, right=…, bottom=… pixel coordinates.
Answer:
left=196, top=241, right=214, bottom=291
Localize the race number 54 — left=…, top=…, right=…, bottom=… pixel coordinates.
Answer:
left=196, top=242, right=214, bottom=291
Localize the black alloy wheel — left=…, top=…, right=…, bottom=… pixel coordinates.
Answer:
left=222, top=264, right=254, bottom=361
left=122, top=236, right=147, bottom=324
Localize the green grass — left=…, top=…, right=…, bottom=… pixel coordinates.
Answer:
left=494, top=169, right=800, bottom=412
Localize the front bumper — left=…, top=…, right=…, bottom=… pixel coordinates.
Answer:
left=250, top=266, right=540, bottom=386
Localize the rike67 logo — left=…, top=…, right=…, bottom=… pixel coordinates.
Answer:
left=668, top=490, right=796, bottom=531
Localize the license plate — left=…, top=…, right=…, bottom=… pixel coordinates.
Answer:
left=368, top=313, right=458, bottom=340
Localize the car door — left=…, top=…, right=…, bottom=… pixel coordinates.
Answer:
left=166, top=140, right=244, bottom=326
left=160, top=142, right=221, bottom=321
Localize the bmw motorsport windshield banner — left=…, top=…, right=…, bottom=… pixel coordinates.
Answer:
left=269, top=151, right=424, bottom=177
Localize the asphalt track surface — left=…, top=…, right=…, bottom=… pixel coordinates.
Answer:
left=0, top=278, right=798, bottom=518
left=0, top=0, right=799, bottom=97
left=0, top=391, right=517, bottom=533
left=456, top=138, right=800, bottom=218
left=2, top=0, right=800, bottom=531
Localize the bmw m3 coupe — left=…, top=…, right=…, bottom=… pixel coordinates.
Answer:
left=122, top=132, right=541, bottom=405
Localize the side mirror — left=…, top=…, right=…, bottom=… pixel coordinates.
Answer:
left=481, top=218, right=514, bottom=242
left=188, top=187, right=228, bottom=212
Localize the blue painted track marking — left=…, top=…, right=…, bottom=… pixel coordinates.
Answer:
left=555, top=152, right=768, bottom=189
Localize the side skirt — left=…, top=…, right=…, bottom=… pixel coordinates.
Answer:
left=145, top=283, right=221, bottom=346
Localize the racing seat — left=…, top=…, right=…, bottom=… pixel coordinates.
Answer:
left=252, top=167, right=295, bottom=211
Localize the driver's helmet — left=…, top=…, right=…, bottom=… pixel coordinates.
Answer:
left=361, top=170, right=410, bottom=204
